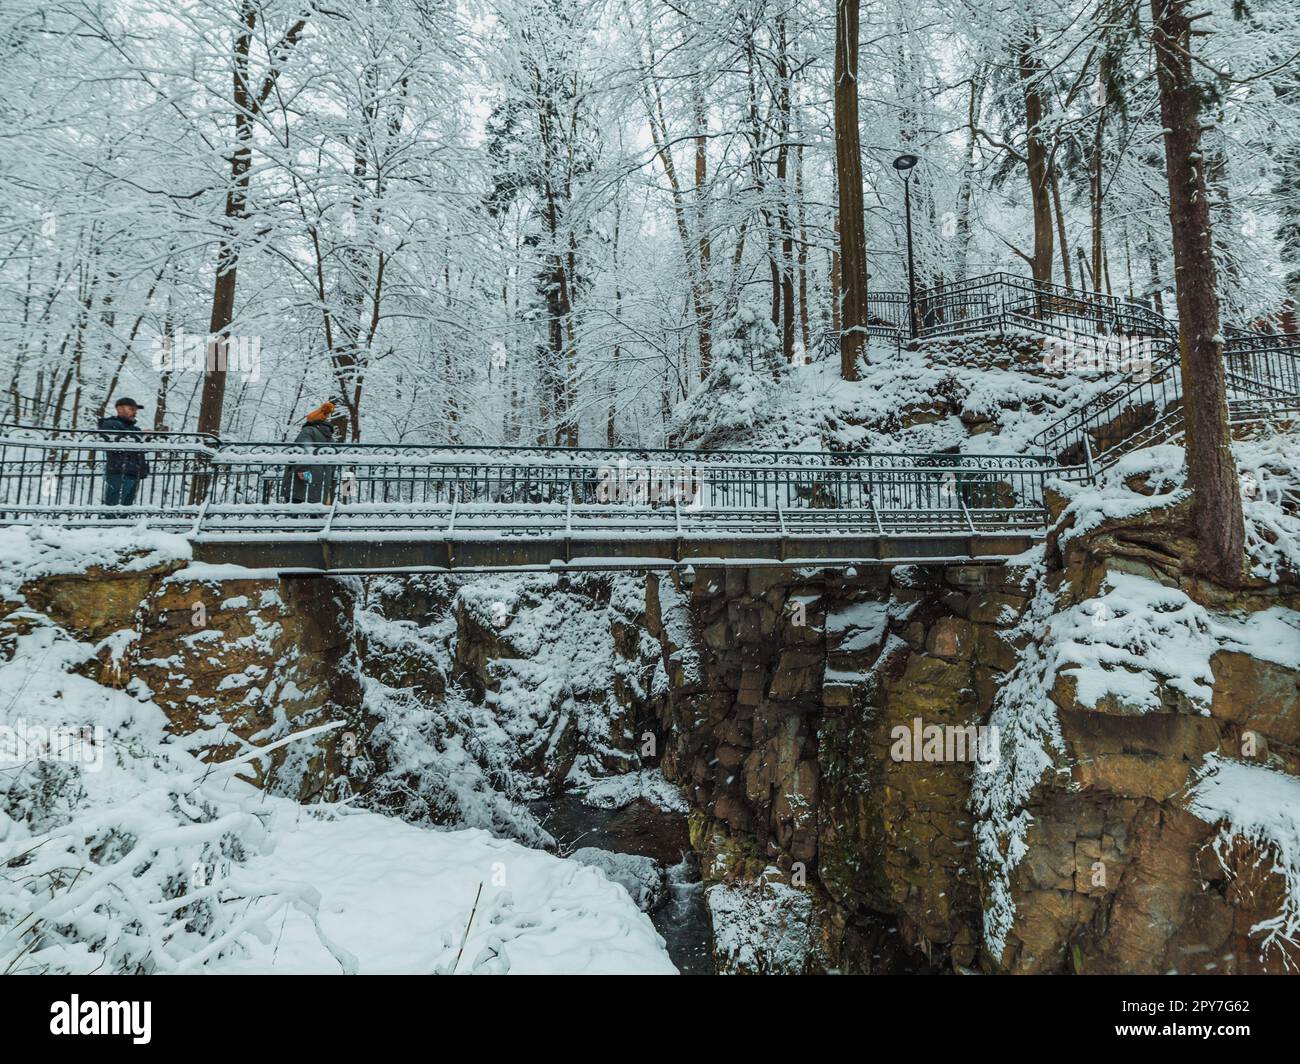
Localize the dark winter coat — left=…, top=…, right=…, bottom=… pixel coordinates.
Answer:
left=96, top=415, right=149, bottom=478
left=281, top=420, right=335, bottom=503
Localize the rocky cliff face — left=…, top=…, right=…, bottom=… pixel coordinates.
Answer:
left=629, top=433, right=1300, bottom=974
left=642, top=560, right=1033, bottom=972
left=974, top=466, right=1300, bottom=974
left=8, top=556, right=363, bottom=804
left=635, top=499, right=1299, bottom=974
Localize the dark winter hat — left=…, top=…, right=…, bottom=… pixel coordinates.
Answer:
left=115, top=397, right=144, bottom=409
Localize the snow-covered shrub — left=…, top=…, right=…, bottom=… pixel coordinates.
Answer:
left=0, top=621, right=355, bottom=974
left=670, top=305, right=785, bottom=447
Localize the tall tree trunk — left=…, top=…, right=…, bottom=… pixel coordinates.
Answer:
left=1091, top=44, right=1110, bottom=295
left=955, top=72, right=985, bottom=282
left=1151, top=0, right=1244, bottom=583
left=645, top=60, right=710, bottom=381
left=834, top=0, right=868, bottom=380
left=1147, top=240, right=1166, bottom=317
left=609, top=200, right=622, bottom=444
left=831, top=209, right=842, bottom=334
left=197, top=8, right=309, bottom=438
left=155, top=288, right=172, bottom=431
left=1206, top=128, right=1241, bottom=319
left=1018, top=42, right=1054, bottom=285
left=1050, top=163, right=1073, bottom=290
left=743, top=39, right=782, bottom=334
left=693, top=80, right=713, bottom=378
left=776, top=16, right=796, bottom=363
left=796, top=143, right=812, bottom=358
left=198, top=3, right=256, bottom=439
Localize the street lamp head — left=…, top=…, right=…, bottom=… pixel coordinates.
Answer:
left=892, top=153, right=919, bottom=173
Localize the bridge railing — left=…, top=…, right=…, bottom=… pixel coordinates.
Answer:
left=201, top=457, right=1053, bottom=511
left=0, top=430, right=218, bottom=513
left=0, top=431, right=1064, bottom=536
left=209, top=440, right=1056, bottom=471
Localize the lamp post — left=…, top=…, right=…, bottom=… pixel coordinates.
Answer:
left=893, top=153, right=919, bottom=338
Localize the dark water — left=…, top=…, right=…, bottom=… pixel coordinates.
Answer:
left=658, top=858, right=713, bottom=975
left=530, top=794, right=714, bottom=975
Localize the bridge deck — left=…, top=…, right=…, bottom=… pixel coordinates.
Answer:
left=188, top=525, right=1041, bottom=572
left=191, top=534, right=1039, bottom=573
left=0, top=499, right=1045, bottom=572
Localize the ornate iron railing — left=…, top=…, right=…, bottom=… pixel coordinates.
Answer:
left=910, top=272, right=1173, bottom=342
left=0, top=431, right=1059, bottom=542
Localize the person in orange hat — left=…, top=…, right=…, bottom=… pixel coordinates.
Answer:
left=281, top=401, right=338, bottom=503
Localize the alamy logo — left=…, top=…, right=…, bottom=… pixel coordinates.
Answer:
left=150, top=329, right=261, bottom=381
left=596, top=460, right=703, bottom=508
left=1041, top=329, right=1154, bottom=382
left=50, top=996, right=151, bottom=1044
left=0, top=719, right=104, bottom=772
left=890, top=716, right=1000, bottom=771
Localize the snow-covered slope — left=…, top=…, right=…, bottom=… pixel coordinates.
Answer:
left=216, top=811, right=675, bottom=974
left=0, top=528, right=674, bottom=975
left=672, top=334, right=1124, bottom=455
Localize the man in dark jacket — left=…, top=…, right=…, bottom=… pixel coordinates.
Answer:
left=97, top=397, right=149, bottom=505
left=282, top=401, right=337, bottom=503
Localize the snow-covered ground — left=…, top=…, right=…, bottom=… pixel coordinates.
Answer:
left=216, top=811, right=674, bottom=974
left=1055, top=434, right=1300, bottom=581
left=0, top=528, right=675, bottom=975
left=0, top=522, right=191, bottom=598
left=673, top=334, right=1124, bottom=456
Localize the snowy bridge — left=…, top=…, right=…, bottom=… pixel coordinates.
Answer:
left=3, top=273, right=1295, bottom=573
left=0, top=433, right=1063, bottom=571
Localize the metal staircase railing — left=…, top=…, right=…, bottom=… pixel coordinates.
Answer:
left=1033, top=333, right=1300, bottom=470
left=863, top=271, right=1174, bottom=346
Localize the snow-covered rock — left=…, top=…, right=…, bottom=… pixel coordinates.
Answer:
left=218, top=814, right=675, bottom=974
left=567, top=847, right=667, bottom=912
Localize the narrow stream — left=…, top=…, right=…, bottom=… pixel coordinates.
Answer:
left=531, top=793, right=714, bottom=975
